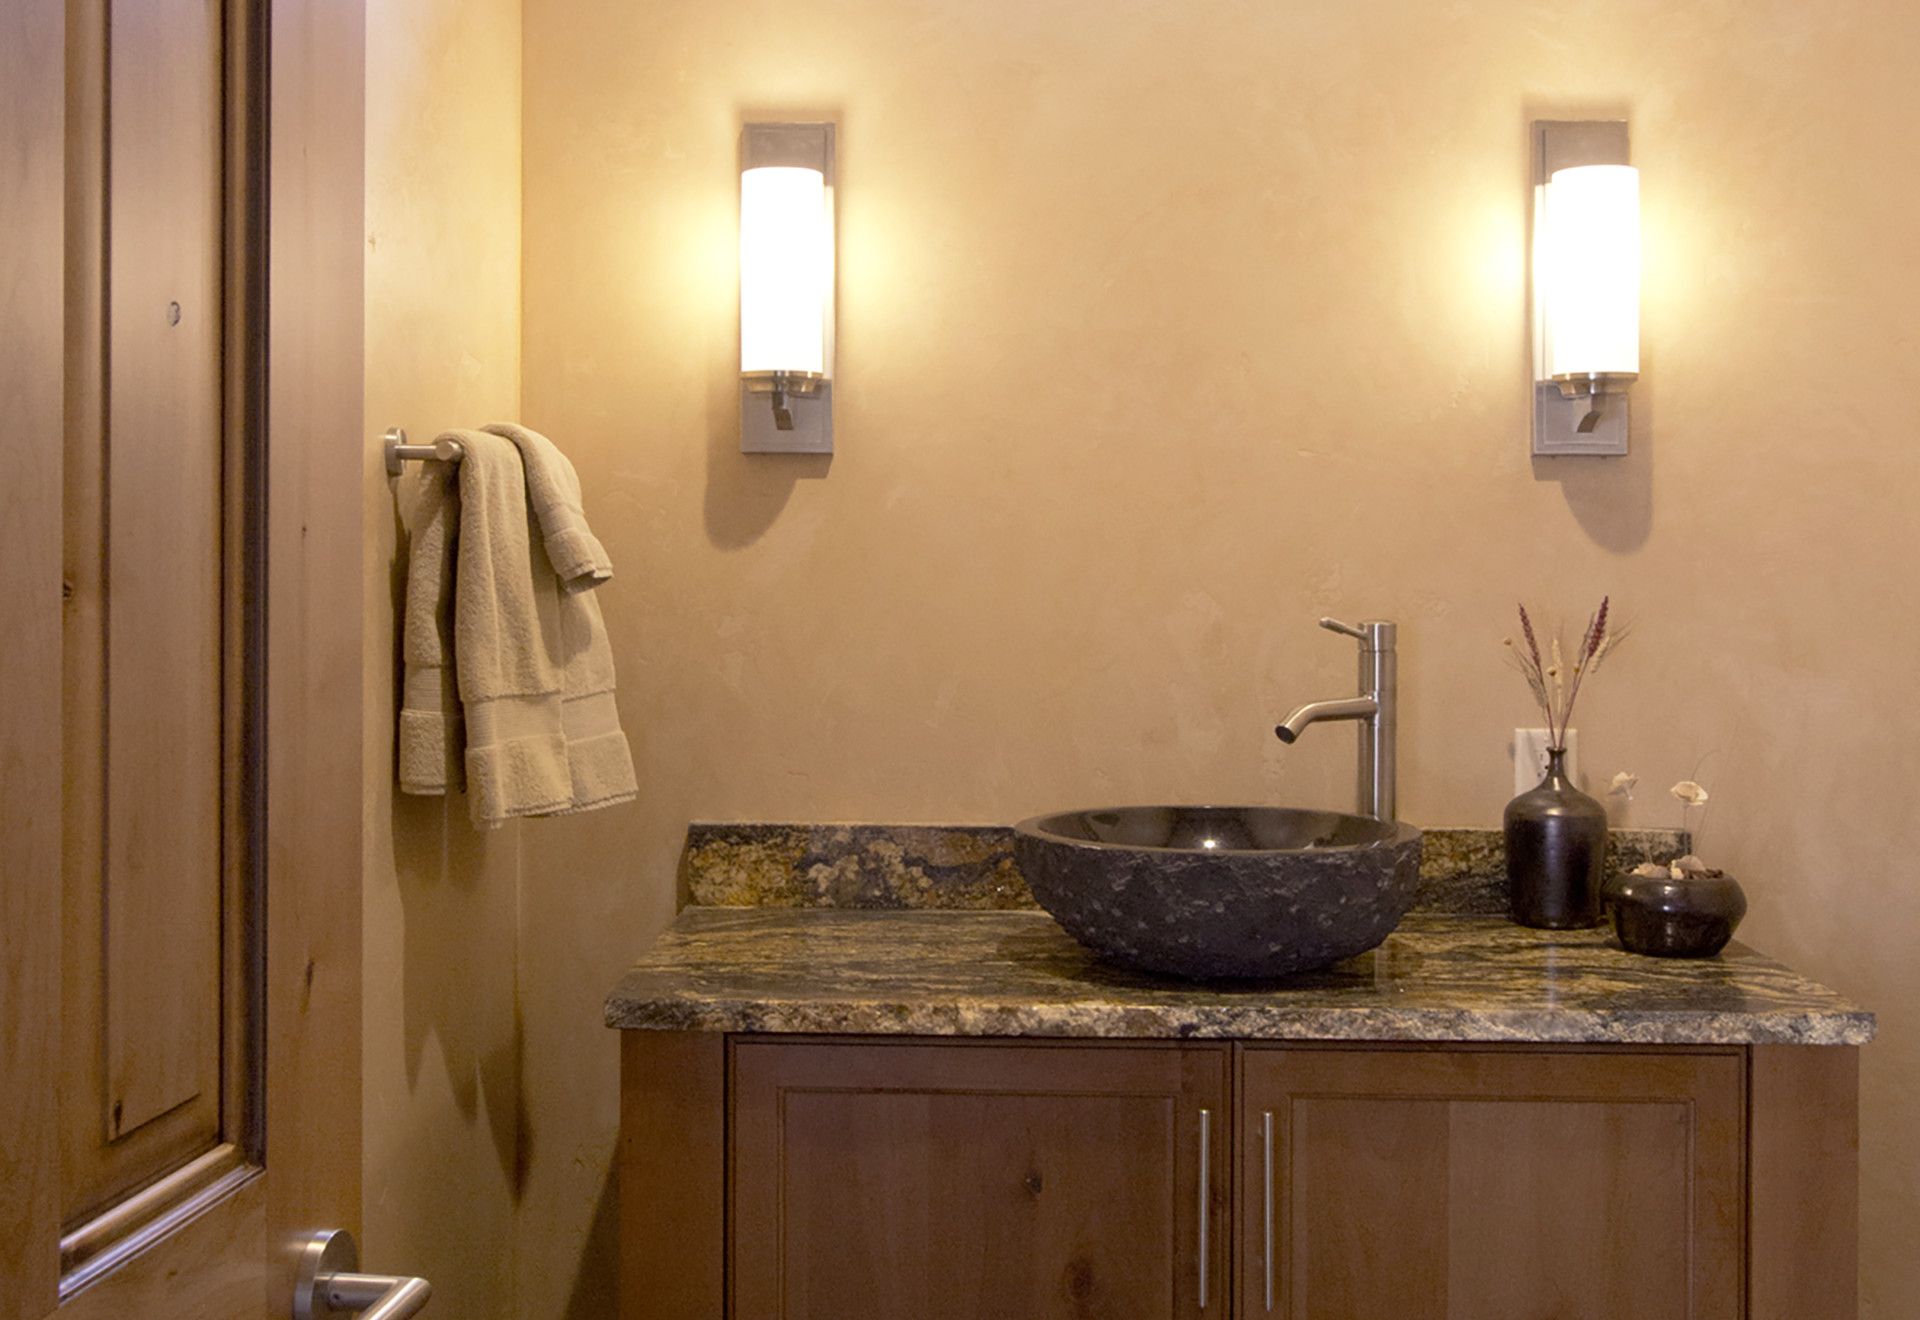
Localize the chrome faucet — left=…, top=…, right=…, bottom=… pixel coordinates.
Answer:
left=1275, top=617, right=1397, bottom=821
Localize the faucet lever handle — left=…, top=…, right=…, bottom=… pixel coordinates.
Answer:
left=1318, top=617, right=1368, bottom=641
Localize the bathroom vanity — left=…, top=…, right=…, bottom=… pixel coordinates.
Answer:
left=607, top=826, right=1870, bottom=1320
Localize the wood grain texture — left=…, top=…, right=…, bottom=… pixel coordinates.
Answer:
left=621, top=1033, right=726, bottom=1320
left=729, top=1040, right=1229, bottom=1320
left=100, top=0, right=228, bottom=1141
left=7, top=1, right=361, bottom=1313
left=1749, top=1045, right=1858, bottom=1320
left=1444, top=1098, right=1694, bottom=1318
left=57, top=2, right=360, bottom=1310
left=1277, top=1095, right=1449, bottom=1317
left=0, top=0, right=68, bottom=1312
left=59, top=1144, right=245, bottom=1275
left=1238, top=1045, right=1745, bottom=1320
left=262, top=0, right=366, bottom=1309
left=57, top=1175, right=265, bottom=1320
left=61, top=0, right=222, bottom=1223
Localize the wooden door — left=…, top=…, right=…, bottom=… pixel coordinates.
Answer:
left=729, top=1040, right=1230, bottom=1320
left=0, top=0, right=366, bottom=1315
left=1236, top=1045, right=1746, bottom=1320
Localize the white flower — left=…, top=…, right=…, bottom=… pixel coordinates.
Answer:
left=1607, top=772, right=1639, bottom=799
left=1670, top=780, right=1710, bottom=807
left=1631, top=862, right=1670, bottom=879
left=1670, top=853, right=1709, bottom=875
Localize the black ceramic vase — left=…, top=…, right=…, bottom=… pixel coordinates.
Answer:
left=1609, top=869, right=1748, bottom=957
left=1505, top=747, right=1609, bottom=929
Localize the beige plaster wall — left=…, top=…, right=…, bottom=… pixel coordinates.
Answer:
left=363, top=2, right=524, bottom=1317
left=512, top=0, right=1919, bottom=1312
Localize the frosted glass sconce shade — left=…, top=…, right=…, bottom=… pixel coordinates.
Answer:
left=738, top=122, right=835, bottom=453
left=1541, top=164, right=1641, bottom=381
left=740, top=165, right=829, bottom=377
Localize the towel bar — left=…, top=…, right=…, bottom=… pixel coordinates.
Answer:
left=383, top=426, right=464, bottom=476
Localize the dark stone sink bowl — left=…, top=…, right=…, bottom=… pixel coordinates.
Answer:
left=1012, top=807, right=1423, bottom=980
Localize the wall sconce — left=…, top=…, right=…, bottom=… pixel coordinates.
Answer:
left=1531, top=120, right=1638, bottom=456
left=740, top=122, right=835, bottom=454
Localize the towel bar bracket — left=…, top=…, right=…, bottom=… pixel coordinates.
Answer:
left=383, top=426, right=465, bottom=476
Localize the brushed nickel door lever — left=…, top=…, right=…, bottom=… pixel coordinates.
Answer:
left=293, top=1229, right=431, bottom=1320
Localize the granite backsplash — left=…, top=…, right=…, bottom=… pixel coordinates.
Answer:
left=682, top=822, right=1690, bottom=916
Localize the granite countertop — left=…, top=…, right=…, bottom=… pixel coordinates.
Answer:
left=603, top=823, right=1874, bottom=1047
left=606, top=908, right=1872, bottom=1046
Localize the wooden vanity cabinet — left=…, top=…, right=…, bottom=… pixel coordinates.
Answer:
left=619, top=1035, right=1858, bottom=1320
left=1235, top=1046, right=1746, bottom=1320
left=728, top=1040, right=1230, bottom=1320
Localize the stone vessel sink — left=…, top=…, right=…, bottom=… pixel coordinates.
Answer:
left=1012, top=807, right=1423, bottom=980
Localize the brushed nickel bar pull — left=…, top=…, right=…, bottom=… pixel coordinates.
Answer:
left=1263, top=1110, right=1276, bottom=1312
left=1198, top=1107, right=1211, bottom=1309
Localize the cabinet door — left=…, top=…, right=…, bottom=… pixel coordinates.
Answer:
left=1238, top=1047, right=1744, bottom=1320
left=731, top=1040, right=1229, bottom=1320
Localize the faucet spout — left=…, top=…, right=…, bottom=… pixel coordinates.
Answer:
left=1274, top=696, right=1378, bottom=744
left=1272, top=617, right=1398, bottom=820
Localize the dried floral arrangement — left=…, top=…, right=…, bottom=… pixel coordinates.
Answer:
left=1502, top=596, right=1626, bottom=751
left=1608, top=771, right=1720, bottom=878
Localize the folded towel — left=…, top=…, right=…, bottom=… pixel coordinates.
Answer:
left=397, top=427, right=637, bottom=827
left=543, top=582, right=640, bottom=818
left=481, top=421, right=613, bottom=588
left=448, top=429, right=573, bottom=823
left=398, top=459, right=462, bottom=796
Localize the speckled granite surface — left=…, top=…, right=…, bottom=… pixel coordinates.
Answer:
left=605, top=907, right=1873, bottom=1046
left=683, top=822, right=1691, bottom=915
left=684, top=824, right=1031, bottom=909
left=1414, top=827, right=1690, bottom=914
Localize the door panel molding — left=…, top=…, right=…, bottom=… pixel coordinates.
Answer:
left=60, top=0, right=229, bottom=1220
left=57, top=1177, right=267, bottom=1320
left=60, top=1147, right=256, bottom=1297
left=100, top=0, right=228, bottom=1141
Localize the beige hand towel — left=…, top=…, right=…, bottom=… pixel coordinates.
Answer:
left=481, top=421, right=613, bottom=587
left=449, top=429, right=575, bottom=824
left=545, top=581, right=639, bottom=817
left=397, top=427, right=636, bottom=827
left=398, top=459, right=463, bottom=795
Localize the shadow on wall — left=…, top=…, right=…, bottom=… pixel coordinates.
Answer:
left=390, top=791, right=531, bottom=1197
left=702, top=326, right=831, bottom=549
left=561, top=1171, right=620, bottom=1320
left=385, top=497, right=531, bottom=1198
left=1529, top=367, right=1656, bottom=553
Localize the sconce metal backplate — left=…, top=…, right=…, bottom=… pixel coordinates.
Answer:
left=1531, top=119, right=1631, bottom=458
left=740, top=122, right=835, bottom=455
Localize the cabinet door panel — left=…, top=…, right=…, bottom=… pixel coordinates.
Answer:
left=1239, top=1047, right=1744, bottom=1320
left=731, top=1041, right=1228, bottom=1320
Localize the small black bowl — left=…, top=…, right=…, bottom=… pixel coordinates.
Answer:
left=1607, top=869, right=1748, bottom=958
